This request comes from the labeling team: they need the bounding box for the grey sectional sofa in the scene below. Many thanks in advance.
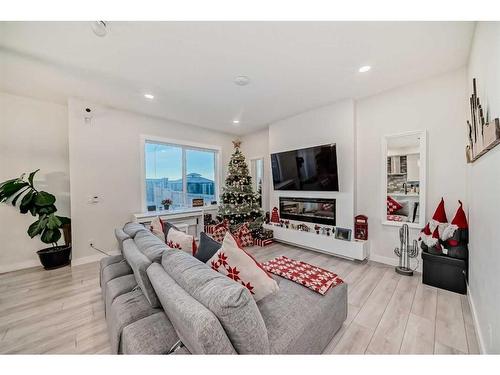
[99,222,348,354]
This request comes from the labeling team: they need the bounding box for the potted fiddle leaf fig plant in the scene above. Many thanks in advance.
[0,169,71,270]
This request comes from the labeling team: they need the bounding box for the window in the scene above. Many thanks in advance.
[144,140,218,210]
[251,158,264,208]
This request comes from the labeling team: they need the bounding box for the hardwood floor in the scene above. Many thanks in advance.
[0,242,479,354]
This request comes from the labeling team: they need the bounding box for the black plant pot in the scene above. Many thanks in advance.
[37,245,72,270]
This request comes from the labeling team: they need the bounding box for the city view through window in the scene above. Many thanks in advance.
[145,142,216,210]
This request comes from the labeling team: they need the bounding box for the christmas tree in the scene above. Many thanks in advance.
[218,140,264,231]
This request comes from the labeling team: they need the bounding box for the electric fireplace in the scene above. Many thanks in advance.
[279,197,336,226]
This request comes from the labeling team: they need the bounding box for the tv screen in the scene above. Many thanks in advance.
[271,143,339,191]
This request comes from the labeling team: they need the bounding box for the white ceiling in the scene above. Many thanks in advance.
[0,21,475,135]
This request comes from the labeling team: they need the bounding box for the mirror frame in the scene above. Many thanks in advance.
[381,130,427,229]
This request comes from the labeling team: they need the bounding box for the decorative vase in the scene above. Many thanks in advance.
[37,245,72,270]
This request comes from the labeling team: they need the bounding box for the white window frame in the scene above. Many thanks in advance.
[140,135,222,212]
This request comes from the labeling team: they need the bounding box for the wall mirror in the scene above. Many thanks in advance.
[382,130,427,229]
[250,157,264,208]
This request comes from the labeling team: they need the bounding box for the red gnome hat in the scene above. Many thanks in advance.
[431,227,442,250]
[451,200,468,229]
[432,198,448,223]
[419,222,431,241]
[421,223,431,235]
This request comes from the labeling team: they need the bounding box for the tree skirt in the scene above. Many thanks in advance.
[261,256,344,295]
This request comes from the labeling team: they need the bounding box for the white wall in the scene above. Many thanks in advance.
[267,99,356,230]
[0,92,70,273]
[356,68,468,266]
[240,128,271,212]
[68,98,235,262]
[466,22,500,354]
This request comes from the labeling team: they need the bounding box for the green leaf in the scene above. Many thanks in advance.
[28,169,39,186]
[0,177,20,190]
[11,187,30,206]
[20,191,36,214]
[27,216,48,238]
[46,214,62,230]
[37,205,57,215]
[0,181,28,202]
[56,216,71,225]
[34,191,56,207]
[41,228,61,244]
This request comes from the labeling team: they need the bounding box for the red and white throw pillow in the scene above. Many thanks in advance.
[207,232,279,301]
[387,196,403,214]
[211,222,228,243]
[235,223,254,247]
[150,216,165,241]
[167,228,197,256]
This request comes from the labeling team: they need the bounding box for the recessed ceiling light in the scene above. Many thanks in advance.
[233,120,240,124]
[91,21,107,37]
[234,76,250,86]
[358,65,371,73]
[144,94,155,100]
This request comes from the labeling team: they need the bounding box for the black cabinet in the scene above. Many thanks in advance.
[422,252,468,294]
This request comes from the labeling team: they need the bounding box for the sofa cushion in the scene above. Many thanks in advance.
[194,232,221,263]
[123,222,147,238]
[162,250,270,354]
[166,227,197,255]
[149,216,165,241]
[257,277,347,354]
[134,230,169,263]
[147,263,236,354]
[105,274,137,316]
[207,233,279,302]
[100,254,126,287]
[163,221,179,238]
[121,312,179,354]
[101,258,133,302]
[114,229,130,253]
[122,239,160,308]
[107,288,162,354]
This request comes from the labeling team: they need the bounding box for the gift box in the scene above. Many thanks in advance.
[204,224,217,234]
[254,238,273,247]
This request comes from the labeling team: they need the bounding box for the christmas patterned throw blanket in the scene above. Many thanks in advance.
[261,256,344,295]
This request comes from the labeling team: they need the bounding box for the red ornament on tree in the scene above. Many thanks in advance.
[270,207,280,223]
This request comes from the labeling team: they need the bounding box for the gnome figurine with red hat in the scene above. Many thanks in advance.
[420,223,443,255]
[420,198,448,254]
[429,198,449,238]
[442,201,469,259]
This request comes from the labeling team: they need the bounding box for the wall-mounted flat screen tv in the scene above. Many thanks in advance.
[271,143,339,191]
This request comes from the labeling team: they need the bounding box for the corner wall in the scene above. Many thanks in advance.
[68,98,235,263]
[268,99,356,230]
[240,128,271,212]
[466,21,500,354]
[356,68,468,266]
[0,92,70,273]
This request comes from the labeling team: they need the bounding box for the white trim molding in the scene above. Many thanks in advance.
[0,259,41,274]
[467,284,487,354]
[139,134,222,213]
[381,130,427,229]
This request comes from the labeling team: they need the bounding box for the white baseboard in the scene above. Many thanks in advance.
[0,250,120,274]
[0,259,41,274]
[467,284,486,354]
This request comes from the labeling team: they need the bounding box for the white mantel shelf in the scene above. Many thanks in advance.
[133,206,218,240]
[264,224,369,261]
[133,205,218,223]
